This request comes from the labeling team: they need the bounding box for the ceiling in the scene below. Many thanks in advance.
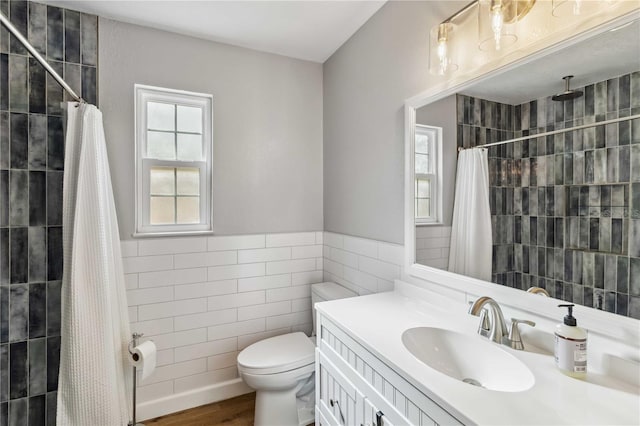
[43,2,639,97]
[461,19,640,105]
[43,0,387,63]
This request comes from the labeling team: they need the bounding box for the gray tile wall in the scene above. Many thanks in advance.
[457,71,640,319]
[456,95,517,283]
[0,2,97,425]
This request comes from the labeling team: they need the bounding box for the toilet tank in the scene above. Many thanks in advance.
[311,282,357,336]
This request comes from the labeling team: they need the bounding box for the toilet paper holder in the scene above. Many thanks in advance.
[128,332,145,426]
[128,332,144,362]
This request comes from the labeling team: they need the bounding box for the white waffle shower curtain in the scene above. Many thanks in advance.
[57,102,131,425]
[448,148,492,281]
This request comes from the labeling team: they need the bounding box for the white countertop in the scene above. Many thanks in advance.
[316,289,640,425]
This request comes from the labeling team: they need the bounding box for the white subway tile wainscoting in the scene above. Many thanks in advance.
[415,226,452,269]
[122,230,402,419]
[322,232,404,295]
[121,232,324,419]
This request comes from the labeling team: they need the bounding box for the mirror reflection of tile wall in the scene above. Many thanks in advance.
[457,71,640,319]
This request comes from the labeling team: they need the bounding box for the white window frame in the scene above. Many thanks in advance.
[415,124,443,225]
[134,84,213,236]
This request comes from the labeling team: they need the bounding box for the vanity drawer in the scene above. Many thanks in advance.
[317,349,363,426]
[320,316,463,426]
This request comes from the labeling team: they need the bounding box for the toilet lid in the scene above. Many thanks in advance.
[237,332,315,375]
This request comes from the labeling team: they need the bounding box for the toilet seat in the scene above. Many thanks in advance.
[237,332,315,375]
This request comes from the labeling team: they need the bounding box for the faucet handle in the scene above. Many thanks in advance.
[504,318,535,350]
[511,318,535,328]
[527,287,550,297]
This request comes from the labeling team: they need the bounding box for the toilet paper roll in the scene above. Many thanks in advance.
[129,340,157,380]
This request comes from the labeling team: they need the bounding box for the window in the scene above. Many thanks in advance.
[135,85,213,235]
[415,125,442,224]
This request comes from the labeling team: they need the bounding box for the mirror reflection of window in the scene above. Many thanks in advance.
[415,125,441,224]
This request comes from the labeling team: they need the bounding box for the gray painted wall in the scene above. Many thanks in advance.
[323,1,466,244]
[415,94,457,226]
[99,18,323,239]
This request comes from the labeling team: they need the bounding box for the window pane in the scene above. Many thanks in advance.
[417,199,430,218]
[150,167,175,195]
[177,133,203,161]
[177,197,200,223]
[177,168,200,196]
[177,105,202,133]
[415,153,430,174]
[147,131,175,160]
[415,133,429,154]
[417,179,430,198]
[147,102,175,131]
[150,196,175,224]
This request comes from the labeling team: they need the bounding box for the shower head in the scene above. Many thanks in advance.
[552,75,583,101]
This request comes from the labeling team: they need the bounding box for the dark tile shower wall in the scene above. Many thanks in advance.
[457,71,640,319]
[456,96,517,281]
[0,2,97,425]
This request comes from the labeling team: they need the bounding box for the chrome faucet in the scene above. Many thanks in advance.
[468,296,508,344]
[468,297,536,350]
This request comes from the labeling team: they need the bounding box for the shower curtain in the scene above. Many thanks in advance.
[448,148,492,281]
[57,103,131,425]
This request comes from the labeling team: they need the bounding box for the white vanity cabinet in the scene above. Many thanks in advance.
[315,313,463,426]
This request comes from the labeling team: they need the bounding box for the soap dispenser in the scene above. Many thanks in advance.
[554,304,587,379]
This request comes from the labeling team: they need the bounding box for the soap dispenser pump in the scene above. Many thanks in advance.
[554,304,587,379]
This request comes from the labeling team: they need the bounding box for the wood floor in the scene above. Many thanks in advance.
[144,393,256,426]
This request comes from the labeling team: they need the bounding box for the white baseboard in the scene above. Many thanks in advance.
[137,378,254,421]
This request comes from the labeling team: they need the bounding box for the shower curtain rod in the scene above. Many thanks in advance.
[457,113,640,152]
[0,11,83,103]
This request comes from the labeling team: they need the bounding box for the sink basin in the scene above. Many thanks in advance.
[402,327,535,392]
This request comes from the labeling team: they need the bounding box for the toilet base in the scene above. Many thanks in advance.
[254,387,300,426]
[244,369,315,426]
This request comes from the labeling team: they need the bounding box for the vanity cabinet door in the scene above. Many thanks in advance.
[318,405,333,426]
[317,349,364,426]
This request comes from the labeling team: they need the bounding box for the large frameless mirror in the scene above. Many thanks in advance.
[407,16,640,319]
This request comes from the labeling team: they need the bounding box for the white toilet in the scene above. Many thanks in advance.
[237,282,357,426]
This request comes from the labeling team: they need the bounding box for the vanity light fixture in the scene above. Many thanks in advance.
[436,24,450,72]
[489,0,508,50]
[430,0,536,75]
[429,2,478,75]
[430,22,458,75]
[478,0,535,52]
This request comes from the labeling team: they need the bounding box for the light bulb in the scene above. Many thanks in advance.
[436,23,450,75]
[437,39,448,74]
[491,4,504,51]
[573,0,582,15]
